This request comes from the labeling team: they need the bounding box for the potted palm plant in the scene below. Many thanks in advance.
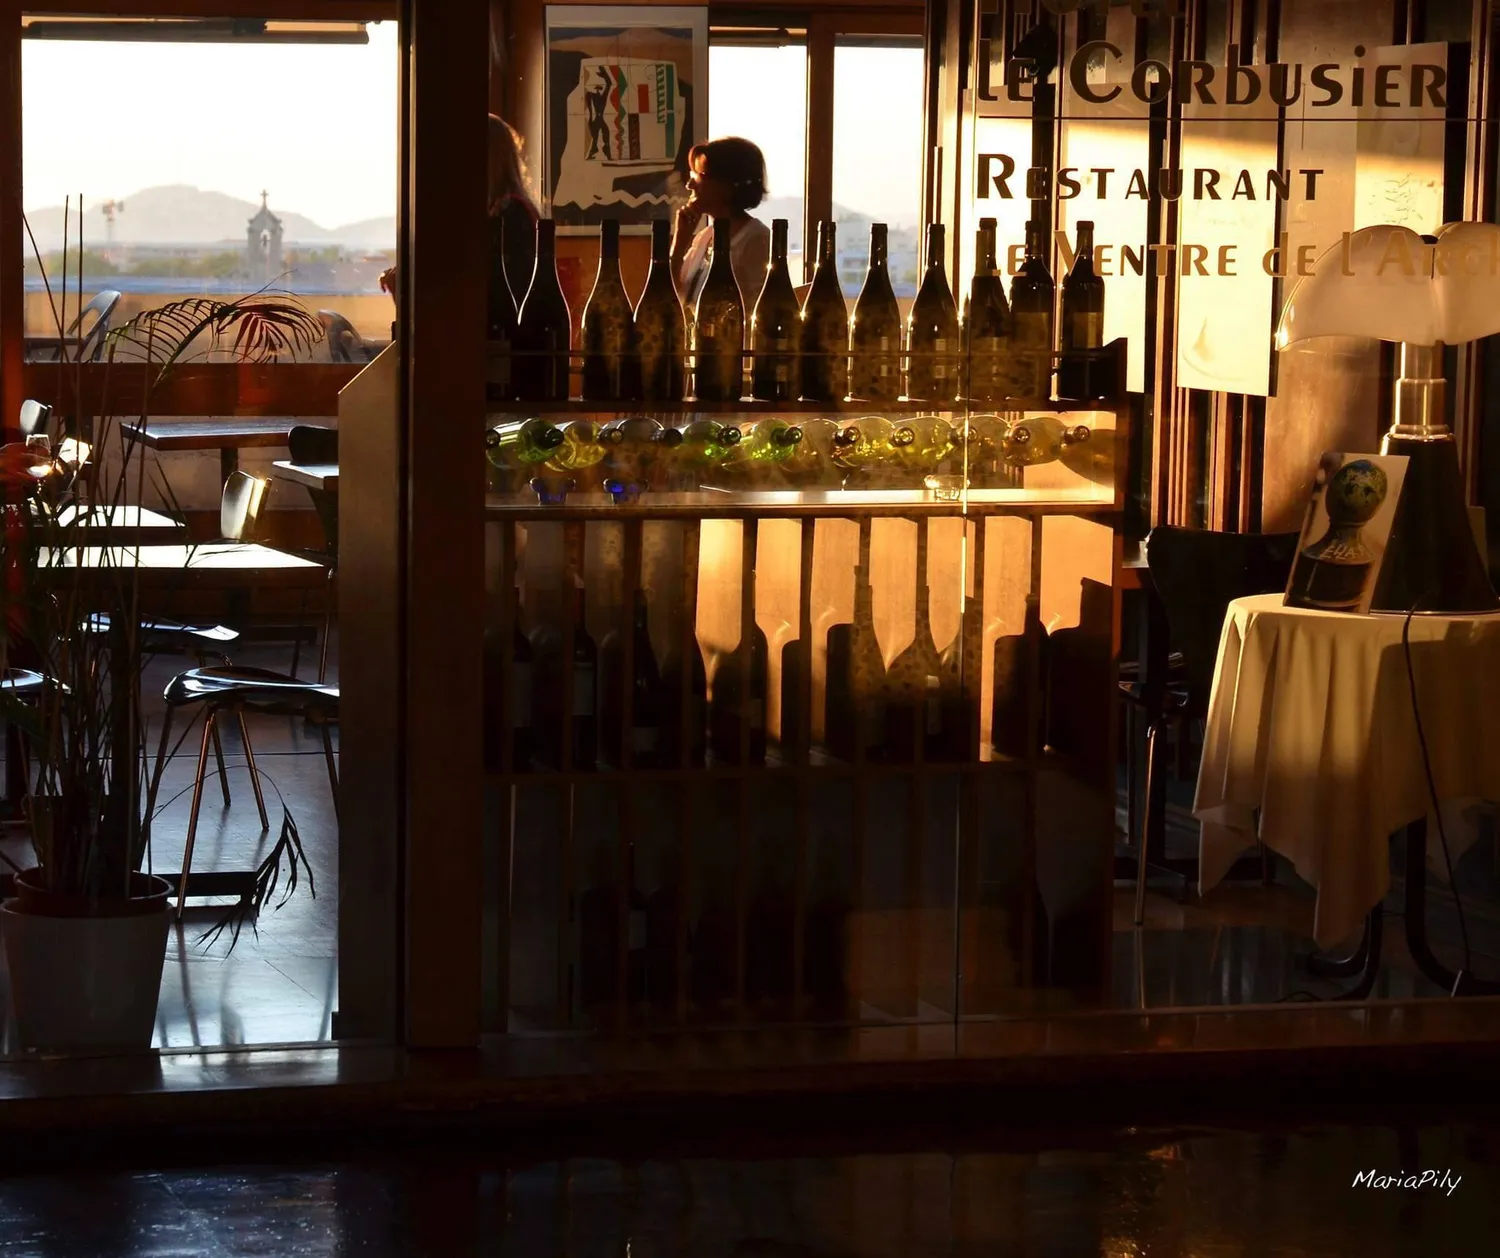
[0,206,324,1050]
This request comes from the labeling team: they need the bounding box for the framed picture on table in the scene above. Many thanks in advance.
[1285,451,1409,614]
[543,6,708,233]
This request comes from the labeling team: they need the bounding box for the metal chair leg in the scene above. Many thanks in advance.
[290,589,308,680]
[320,722,339,824]
[1134,722,1161,927]
[317,577,334,684]
[144,707,175,847]
[176,711,216,921]
[1125,705,1138,857]
[237,707,270,830]
[211,719,231,807]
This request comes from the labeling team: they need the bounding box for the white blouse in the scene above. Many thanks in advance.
[677,215,772,312]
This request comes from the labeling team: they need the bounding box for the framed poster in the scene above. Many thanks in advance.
[543,6,707,231]
[1285,452,1409,615]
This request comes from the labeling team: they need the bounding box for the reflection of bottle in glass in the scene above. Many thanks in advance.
[709,561,768,765]
[486,221,518,404]
[849,223,902,403]
[635,218,687,402]
[515,218,572,402]
[964,217,1011,403]
[693,217,745,402]
[799,221,850,402]
[825,528,886,761]
[601,588,664,768]
[883,523,946,763]
[905,224,960,403]
[581,218,642,402]
[661,627,708,767]
[485,418,563,470]
[568,579,598,770]
[1003,416,1091,466]
[1057,219,1105,401]
[483,580,533,771]
[1010,219,1056,400]
[750,218,800,403]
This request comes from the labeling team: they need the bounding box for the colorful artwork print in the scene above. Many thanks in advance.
[545,8,707,229]
[1285,451,1409,614]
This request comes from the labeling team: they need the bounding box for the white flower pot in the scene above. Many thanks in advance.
[1,874,170,1052]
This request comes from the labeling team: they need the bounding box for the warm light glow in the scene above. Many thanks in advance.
[57,437,90,467]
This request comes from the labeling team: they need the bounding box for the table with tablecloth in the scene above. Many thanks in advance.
[1194,593,1500,951]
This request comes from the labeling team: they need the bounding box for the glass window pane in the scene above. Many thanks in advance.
[709,42,807,272]
[833,43,923,300]
[21,23,398,352]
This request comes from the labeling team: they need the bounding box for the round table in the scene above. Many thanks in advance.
[1193,593,1500,985]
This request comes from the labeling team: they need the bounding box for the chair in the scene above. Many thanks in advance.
[18,400,53,440]
[145,667,339,920]
[317,310,366,363]
[1127,526,1299,925]
[29,290,122,363]
[286,426,338,681]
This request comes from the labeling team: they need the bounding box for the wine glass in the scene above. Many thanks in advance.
[24,434,53,480]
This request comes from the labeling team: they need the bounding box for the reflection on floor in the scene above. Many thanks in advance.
[0,1121,1497,1256]
[0,638,339,1055]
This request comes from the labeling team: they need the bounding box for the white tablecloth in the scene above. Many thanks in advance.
[1194,593,1500,949]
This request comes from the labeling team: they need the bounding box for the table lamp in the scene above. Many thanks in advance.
[1276,222,1500,614]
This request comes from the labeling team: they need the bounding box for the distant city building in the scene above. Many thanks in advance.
[246,191,283,283]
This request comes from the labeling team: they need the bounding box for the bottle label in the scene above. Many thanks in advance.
[775,364,791,385]
[629,908,647,951]
[1071,311,1104,349]
[933,338,949,352]
[512,661,533,730]
[630,725,660,754]
[574,667,596,716]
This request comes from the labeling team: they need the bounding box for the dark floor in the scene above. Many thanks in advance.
[0,1119,1495,1256]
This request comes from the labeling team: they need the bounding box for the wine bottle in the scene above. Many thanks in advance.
[1057,219,1107,401]
[1010,218,1056,400]
[486,225,518,404]
[964,217,1011,403]
[661,628,708,767]
[905,224,960,403]
[581,219,642,402]
[693,217,745,402]
[834,414,899,487]
[782,417,856,487]
[891,416,957,478]
[600,416,680,501]
[883,521,947,763]
[601,588,664,768]
[516,218,572,402]
[676,418,741,466]
[734,419,803,464]
[849,223,902,403]
[1003,416,1091,466]
[544,418,622,472]
[798,220,849,402]
[708,558,768,766]
[635,219,687,402]
[485,418,563,469]
[750,218,800,402]
[482,580,533,771]
[568,579,598,770]
[824,526,886,761]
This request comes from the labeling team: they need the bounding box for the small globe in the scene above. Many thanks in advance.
[1325,459,1388,525]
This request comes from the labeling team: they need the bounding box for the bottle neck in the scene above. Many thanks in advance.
[536,220,556,258]
[820,224,837,267]
[1025,223,1047,261]
[1074,224,1095,261]
[771,220,789,263]
[977,233,998,275]
[650,220,670,265]
[925,226,946,272]
[869,227,888,268]
[600,222,620,261]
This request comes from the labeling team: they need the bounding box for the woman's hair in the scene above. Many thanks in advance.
[488,114,539,215]
[688,136,767,212]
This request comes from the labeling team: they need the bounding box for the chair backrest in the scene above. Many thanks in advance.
[287,424,338,465]
[1145,526,1299,707]
[220,471,269,542]
[317,310,364,363]
[68,290,122,362]
[18,399,53,438]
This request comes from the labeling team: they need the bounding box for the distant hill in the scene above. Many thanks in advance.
[23,184,395,252]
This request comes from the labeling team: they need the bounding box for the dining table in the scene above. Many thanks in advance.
[271,461,339,492]
[122,417,304,484]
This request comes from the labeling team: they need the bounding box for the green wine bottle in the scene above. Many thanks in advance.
[485,418,564,469]
[849,223,902,403]
[798,220,850,402]
[635,219,687,402]
[905,224,960,403]
[750,218,799,402]
[964,217,1011,403]
[1010,219,1056,400]
[693,217,745,403]
[580,218,642,402]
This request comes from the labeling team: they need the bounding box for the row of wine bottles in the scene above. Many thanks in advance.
[485,413,1090,503]
[483,528,1040,773]
[490,215,1111,406]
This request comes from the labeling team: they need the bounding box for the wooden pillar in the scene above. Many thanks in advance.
[0,1,23,437]
[804,14,835,284]
[400,0,488,1047]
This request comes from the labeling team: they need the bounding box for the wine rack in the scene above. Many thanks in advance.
[487,342,1128,1036]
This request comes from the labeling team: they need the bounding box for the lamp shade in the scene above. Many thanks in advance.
[1276,221,1500,348]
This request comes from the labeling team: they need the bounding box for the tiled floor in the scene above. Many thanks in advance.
[0,1119,1496,1255]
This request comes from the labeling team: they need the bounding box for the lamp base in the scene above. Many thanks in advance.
[1369,434,1499,615]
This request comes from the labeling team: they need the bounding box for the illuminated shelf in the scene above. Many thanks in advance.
[487,397,1112,417]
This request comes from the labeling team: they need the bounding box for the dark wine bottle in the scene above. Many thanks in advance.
[635,219,687,402]
[580,219,641,402]
[883,521,947,763]
[1057,219,1107,400]
[568,579,598,770]
[516,218,572,402]
[708,562,768,766]
[486,218,518,404]
[798,220,849,402]
[824,524,886,761]
[482,580,533,771]
[661,629,708,768]
[601,588,664,768]
[905,223,960,403]
[750,218,800,402]
[964,217,1012,404]
[849,223,902,403]
[692,217,745,403]
[1010,218,1056,400]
